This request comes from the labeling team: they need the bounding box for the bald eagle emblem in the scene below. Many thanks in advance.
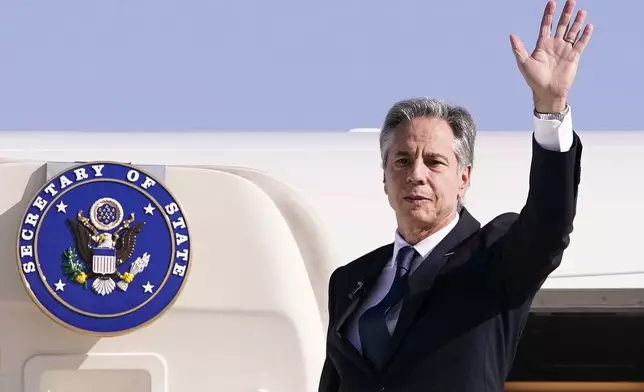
[64,197,148,296]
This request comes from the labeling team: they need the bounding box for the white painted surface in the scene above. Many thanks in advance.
[0,130,641,287]
[0,159,326,392]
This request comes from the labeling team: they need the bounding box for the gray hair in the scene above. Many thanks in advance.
[379,97,477,209]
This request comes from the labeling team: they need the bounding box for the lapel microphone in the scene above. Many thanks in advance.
[348,280,366,300]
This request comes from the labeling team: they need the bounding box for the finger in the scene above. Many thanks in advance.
[574,23,594,53]
[510,34,530,64]
[539,0,556,38]
[555,0,576,38]
[565,9,587,42]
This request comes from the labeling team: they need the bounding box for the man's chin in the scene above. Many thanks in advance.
[404,209,436,224]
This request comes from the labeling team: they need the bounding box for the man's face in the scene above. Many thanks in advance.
[384,116,471,238]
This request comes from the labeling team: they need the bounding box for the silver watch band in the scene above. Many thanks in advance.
[534,104,569,121]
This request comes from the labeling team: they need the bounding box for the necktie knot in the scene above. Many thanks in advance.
[395,246,416,276]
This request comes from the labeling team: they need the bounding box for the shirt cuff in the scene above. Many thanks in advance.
[533,105,574,152]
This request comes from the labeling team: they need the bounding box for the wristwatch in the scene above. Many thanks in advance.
[534,104,569,121]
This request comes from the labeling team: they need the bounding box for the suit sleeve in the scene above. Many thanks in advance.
[487,111,582,307]
[318,268,342,392]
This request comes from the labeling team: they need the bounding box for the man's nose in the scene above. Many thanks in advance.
[407,161,427,184]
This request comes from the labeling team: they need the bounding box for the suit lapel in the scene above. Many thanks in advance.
[381,208,481,369]
[333,244,392,334]
[330,244,393,372]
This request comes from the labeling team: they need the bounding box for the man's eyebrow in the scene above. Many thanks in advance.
[393,150,449,161]
[425,152,449,161]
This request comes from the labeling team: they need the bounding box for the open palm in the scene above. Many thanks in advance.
[510,0,593,112]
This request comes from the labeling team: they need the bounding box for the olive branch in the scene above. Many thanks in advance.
[62,247,88,289]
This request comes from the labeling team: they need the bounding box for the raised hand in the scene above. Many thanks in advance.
[510,0,593,113]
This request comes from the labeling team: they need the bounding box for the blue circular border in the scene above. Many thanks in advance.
[16,162,191,335]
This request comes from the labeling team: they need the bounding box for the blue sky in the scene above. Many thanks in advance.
[0,0,639,131]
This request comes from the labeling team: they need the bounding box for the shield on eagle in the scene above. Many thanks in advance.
[92,247,117,275]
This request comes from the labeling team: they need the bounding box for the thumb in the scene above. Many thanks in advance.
[510,34,529,64]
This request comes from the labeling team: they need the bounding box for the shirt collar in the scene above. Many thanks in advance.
[390,213,460,268]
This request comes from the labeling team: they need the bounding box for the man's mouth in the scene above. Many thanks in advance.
[404,196,431,203]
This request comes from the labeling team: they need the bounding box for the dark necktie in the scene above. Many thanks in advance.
[359,245,418,369]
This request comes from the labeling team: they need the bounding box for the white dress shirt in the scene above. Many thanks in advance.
[345,106,575,354]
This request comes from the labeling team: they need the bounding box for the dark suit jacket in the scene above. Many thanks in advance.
[319,133,583,392]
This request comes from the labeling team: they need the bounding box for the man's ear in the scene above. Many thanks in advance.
[383,172,388,195]
[458,165,472,198]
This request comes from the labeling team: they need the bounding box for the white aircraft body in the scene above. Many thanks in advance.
[0,129,643,391]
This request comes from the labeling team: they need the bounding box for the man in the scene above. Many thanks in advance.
[319,1,592,391]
